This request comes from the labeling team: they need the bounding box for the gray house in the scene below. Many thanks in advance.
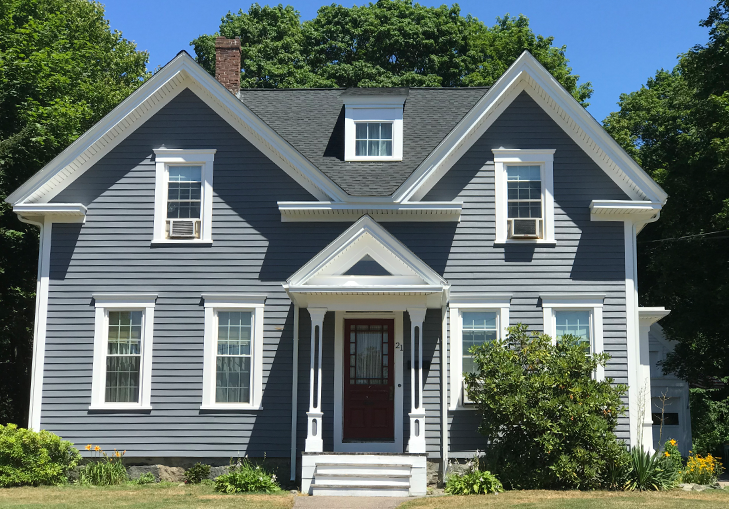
[8,39,672,496]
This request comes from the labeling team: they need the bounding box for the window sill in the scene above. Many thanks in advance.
[199,405,263,411]
[493,239,556,246]
[150,240,213,246]
[345,156,402,162]
[449,404,478,411]
[88,405,152,412]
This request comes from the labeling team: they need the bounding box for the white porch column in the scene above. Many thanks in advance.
[407,307,427,454]
[305,308,327,452]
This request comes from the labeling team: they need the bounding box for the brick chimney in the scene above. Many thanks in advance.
[215,37,241,95]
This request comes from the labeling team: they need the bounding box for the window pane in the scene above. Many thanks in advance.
[462,312,497,374]
[216,356,251,403]
[368,122,380,139]
[380,123,392,140]
[507,165,540,181]
[355,123,368,139]
[368,140,379,156]
[168,166,202,182]
[356,139,367,156]
[381,140,392,156]
[108,311,142,355]
[555,310,591,345]
[105,355,140,403]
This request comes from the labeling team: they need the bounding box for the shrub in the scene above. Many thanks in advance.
[0,424,81,487]
[682,450,724,484]
[465,324,627,490]
[214,459,279,494]
[184,462,211,484]
[78,445,128,486]
[445,455,503,495]
[661,439,684,482]
[601,444,632,490]
[624,448,674,491]
[134,472,156,484]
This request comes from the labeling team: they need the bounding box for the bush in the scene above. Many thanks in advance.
[682,450,724,484]
[465,324,628,490]
[184,462,211,484]
[134,472,156,485]
[0,424,81,487]
[214,459,279,494]
[624,448,674,491]
[601,444,632,490]
[661,439,683,482]
[445,455,503,495]
[78,445,128,486]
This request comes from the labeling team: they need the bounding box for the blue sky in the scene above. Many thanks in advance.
[103,0,714,122]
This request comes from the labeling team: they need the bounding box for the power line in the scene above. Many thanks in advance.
[639,229,729,244]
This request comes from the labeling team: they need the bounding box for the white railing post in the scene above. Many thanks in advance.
[305,308,327,452]
[407,308,427,454]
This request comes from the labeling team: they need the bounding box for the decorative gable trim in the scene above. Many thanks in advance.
[6,52,348,207]
[394,51,668,206]
[284,215,448,294]
[277,201,462,222]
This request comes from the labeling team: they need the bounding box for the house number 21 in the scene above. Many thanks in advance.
[395,342,404,351]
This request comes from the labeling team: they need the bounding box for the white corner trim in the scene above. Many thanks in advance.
[153,149,215,244]
[90,296,156,410]
[493,149,555,243]
[395,51,667,205]
[202,300,265,410]
[449,303,510,410]
[277,201,462,222]
[27,218,52,431]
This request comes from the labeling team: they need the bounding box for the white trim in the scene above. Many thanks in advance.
[624,220,642,448]
[201,295,266,410]
[345,109,403,162]
[395,51,667,205]
[440,305,448,478]
[27,218,52,430]
[449,299,511,410]
[277,201,462,222]
[493,149,555,243]
[639,307,670,453]
[153,149,215,243]
[590,200,662,223]
[541,295,605,381]
[6,52,348,206]
[290,304,300,480]
[13,203,87,224]
[333,311,404,453]
[89,294,157,411]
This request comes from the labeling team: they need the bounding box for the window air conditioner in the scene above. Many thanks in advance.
[508,218,542,239]
[168,219,198,239]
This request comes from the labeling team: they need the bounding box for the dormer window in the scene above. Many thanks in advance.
[342,89,406,162]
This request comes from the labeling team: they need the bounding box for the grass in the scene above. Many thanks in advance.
[0,483,294,509]
[400,489,729,508]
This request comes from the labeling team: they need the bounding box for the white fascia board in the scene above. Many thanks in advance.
[638,307,671,326]
[286,215,448,288]
[277,201,462,222]
[202,294,267,307]
[590,200,662,222]
[540,293,606,307]
[449,293,512,307]
[285,285,444,294]
[392,51,668,206]
[7,52,347,206]
[341,96,408,106]
[13,203,87,223]
[92,293,158,307]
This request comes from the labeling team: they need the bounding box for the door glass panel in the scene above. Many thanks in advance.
[348,322,390,385]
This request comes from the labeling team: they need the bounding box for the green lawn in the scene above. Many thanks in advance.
[400,489,729,508]
[0,483,294,509]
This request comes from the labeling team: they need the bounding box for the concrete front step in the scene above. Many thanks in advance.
[311,484,411,497]
[314,475,410,487]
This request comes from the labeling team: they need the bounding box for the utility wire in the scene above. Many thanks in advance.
[639,229,729,244]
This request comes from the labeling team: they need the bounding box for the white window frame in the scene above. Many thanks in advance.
[90,293,157,410]
[201,294,266,410]
[344,97,405,162]
[493,149,555,244]
[449,295,511,410]
[541,293,605,381]
[153,148,216,244]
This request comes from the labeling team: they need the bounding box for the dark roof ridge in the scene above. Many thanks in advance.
[239,86,491,92]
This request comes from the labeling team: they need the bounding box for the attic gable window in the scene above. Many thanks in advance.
[342,88,406,162]
[153,149,215,244]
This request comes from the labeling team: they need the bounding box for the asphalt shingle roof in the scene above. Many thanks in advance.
[239,87,489,197]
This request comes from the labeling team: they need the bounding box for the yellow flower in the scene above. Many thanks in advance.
[94,445,101,452]
[669,439,677,446]
[115,451,120,457]
[664,452,670,457]
[85,444,92,451]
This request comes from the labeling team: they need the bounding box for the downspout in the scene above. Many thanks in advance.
[290,303,300,481]
[440,304,449,483]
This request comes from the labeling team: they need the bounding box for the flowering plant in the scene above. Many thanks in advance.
[79,445,128,485]
[214,457,280,494]
[682,450,724,485]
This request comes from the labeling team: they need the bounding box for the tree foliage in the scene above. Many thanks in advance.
[603,0,729,454]
[465,324,627,490]
[191,0,592,104]
[0,0,149,426]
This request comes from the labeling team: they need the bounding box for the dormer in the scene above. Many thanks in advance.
[342,88,407,162]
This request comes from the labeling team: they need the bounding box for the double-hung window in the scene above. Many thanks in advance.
[355,122,393,157]
[542,294,605,380]
[493,149,555,244]
[202,294,265,410]
[449,295,511,408]
[153,149,215,244]
[90,294,156,410]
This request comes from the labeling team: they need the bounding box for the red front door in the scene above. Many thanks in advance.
[343,319,395,441]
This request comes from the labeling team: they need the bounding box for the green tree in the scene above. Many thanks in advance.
[603,0,729,454]
[191,0,592,104]
[465,324,627,490]
[0,0,149,426]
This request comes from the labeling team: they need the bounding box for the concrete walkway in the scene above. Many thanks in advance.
[293,496,412,509]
